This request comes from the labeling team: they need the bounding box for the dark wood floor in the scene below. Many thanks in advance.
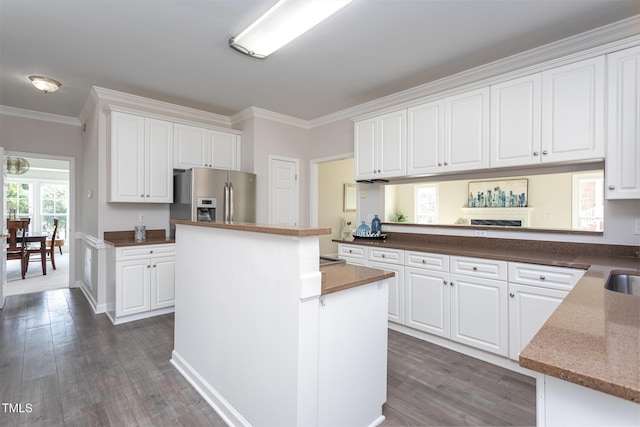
[0,289,535,426]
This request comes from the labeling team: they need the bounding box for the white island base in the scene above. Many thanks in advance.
[170,222,390,426]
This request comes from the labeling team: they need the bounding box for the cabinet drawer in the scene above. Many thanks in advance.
[508,262,585,291]
[116,244,176,261]
[338,244,367,260]
[450,256,507,281]
[405,251,449,271]
[369,247,404,265]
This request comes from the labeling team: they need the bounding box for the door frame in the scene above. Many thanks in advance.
[3,151,76,291]
[309,153,354,227]
[268,155,300,226]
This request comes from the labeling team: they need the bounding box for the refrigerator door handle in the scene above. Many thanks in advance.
[229,182,234,222]
[224,182,230,223]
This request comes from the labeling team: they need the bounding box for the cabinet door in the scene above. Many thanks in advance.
[508,283,567,361]
[369,260,404,324]
[407,100,445,175]
[405,267,450,337]
[450,273,508,356]
[541,56,605,163]
[174,124,207,169]
[354,118,377,180]
[150,256,175,309]
[606,46,640,199]
[116,259,151,317]
[209,131,239,170]
[491,74,542,168]
[110,112,145,202]
[145,118,174,203]
[444,87,490,172]
[377,110,406,178]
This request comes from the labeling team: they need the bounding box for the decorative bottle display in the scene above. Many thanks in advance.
[355,221,370,237]
[371,214,381,233]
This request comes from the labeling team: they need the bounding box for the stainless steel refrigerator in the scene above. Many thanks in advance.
[170,167,256,237]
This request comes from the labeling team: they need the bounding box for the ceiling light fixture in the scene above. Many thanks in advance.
[229,0,352,59]
[28,75,62,93]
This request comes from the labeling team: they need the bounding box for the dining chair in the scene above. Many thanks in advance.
[25,218,58,270]
[6,220,29,279]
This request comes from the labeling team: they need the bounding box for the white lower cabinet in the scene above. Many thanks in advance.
[508,262,584,361]
[112,244,176,324]
[339,244,404,323]
[339,243,584,361]
[450,272,508,356]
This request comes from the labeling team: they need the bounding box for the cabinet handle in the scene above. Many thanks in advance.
[539,275,546,281]
[443,280,448,285]
[422,259,427,264]
[140,194,144,197]
[381,254,386,258]
[450,282,454,286]
[510,292,515,297]
[533,151,539,156]
[542,150,548,155]
[377,169,381,173]
[150,250,154,254]
[438,162,442,166]
[153,265,157,268]
[348,249,353,253]
[472,266,478,271]
[609,185,615,190]
[147,265,150,268]
[444,162,448,166]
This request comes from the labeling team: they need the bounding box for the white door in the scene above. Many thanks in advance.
[150,257,175,309]
[405,267,450,338]
[145,118,173,203]
[407,100,445,175]
[369,260,404,324]
[0,147,5,308]
[354,119,377,180]
[269,157,299,226]
[377,110,406,178]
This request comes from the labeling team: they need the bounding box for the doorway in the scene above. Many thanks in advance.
[4,153,73,296]
[310,154,355,257]
[269,156,299,226]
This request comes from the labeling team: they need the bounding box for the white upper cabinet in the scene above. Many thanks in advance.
[490,74,542,168]
[408,88,489,175]
[174,123,241,171]
[109,111,173,203]
[606,46,640,199]
[354,110,406,180]
[444,87,490,173]
[407,100,445,175]
[541,56,605,163]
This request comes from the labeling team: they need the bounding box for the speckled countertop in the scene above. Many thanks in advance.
[320,263,395,295]
[335,233,640,403]
[104,229,174,247]
[172,220,331,237]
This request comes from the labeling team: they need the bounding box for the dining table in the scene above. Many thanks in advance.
[25,232,48,275]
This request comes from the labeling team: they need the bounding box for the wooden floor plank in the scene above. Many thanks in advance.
[0,288,535,426]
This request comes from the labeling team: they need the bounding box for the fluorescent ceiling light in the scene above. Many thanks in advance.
[229,0,352,59]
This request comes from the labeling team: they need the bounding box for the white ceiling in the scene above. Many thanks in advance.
[1,0,639,121]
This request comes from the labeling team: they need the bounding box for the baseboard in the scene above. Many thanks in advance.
[77,281,106,314]
[170,350,249,427]
[109,306,174,325]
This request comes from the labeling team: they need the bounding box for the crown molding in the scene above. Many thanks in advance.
[0,105,81,127]
[91,86,232,128]
[230,106,311,129]
[311,14,640,125]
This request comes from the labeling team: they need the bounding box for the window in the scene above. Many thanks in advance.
[40,183,68,239]
[5,178,69,240]
[572,172,604,232]
[5,182,33,219]
[414,184,438,224]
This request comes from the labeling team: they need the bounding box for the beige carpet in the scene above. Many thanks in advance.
[5,251,69,296]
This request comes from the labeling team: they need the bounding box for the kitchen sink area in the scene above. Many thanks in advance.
[606,273,640,296]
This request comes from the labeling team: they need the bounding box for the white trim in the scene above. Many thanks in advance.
[91,86,232,127]
[107,306,174,325]
[309,153,354,227]
[78,280,106,314]
[230,106,311,129]
[170,350,250,427]
[74,231,111,250]
[0,105,81,127]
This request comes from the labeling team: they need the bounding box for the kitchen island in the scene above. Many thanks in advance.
[170,220,394,426]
